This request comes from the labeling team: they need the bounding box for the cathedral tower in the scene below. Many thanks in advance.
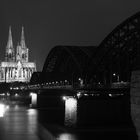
[16,26,29,62]
[0,26,36,83]
[5,26,15,62]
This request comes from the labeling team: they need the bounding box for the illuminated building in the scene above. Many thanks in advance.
[0,26,36,83]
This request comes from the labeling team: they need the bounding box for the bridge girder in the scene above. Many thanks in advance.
[42,45,96,83]
[41,12,140,86]
[91,12,140,83]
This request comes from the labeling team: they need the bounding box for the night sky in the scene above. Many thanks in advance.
[0,0,140,71]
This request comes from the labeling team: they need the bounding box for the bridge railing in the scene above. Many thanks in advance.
[8,80,130,93]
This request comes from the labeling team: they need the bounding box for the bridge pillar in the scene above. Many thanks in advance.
[130,70,140,139]
[30,92,37,108]
[63,96,77,127]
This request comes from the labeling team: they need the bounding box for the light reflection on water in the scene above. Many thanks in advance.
[0,103,9,117]
[14,104,19,110]
[2,106,38,132]
[0,103,6,117]
[0,102,79,140]
[27,108,38,115]
[57,133,78,140]
[27,108,38,132]
[65,97,77,126]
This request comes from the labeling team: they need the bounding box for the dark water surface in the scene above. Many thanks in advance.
[0,104,39,140]
[0,102,138,140]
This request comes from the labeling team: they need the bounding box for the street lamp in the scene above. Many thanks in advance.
[113,73,120,82]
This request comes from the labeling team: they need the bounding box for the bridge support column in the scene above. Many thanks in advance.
[30,92,37,108]
[63,96,77,127]
[130,70,140,139]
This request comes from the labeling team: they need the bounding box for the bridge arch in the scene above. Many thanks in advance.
[42,45,96,83]
[41,12,140,86]
[91,12,140,84]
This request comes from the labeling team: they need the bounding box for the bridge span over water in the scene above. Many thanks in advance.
[1,11,140,139]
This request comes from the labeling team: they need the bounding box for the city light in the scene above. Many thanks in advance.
[113,73,116,76]
[30,92,37,107]
[0,104,5,117]
[64,96,77,126]
[66,98,77,110]
[57,133,77,140]
[62,96,67,101]
[109,93,113,97]
[15,93,19,97]
[27,108,37,115]
[76,92,82,98]
[0,93,5,96]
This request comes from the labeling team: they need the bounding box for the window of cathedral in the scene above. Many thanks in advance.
[22,54,24,59]
[19,70,21,78]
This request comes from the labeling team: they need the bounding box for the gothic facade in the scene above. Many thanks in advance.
[0,27,36,83]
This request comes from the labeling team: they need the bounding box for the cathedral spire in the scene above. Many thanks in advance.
[6,26,13,49]
[5,26,15,62]
[20,26,26,48]
[17,26,28,62]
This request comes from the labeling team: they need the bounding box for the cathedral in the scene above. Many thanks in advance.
[0,27,36,83]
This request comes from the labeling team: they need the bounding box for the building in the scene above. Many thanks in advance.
[0,26,36,83]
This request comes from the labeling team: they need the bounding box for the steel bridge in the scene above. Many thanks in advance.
[1,11,140,97]
[34,12,140,89]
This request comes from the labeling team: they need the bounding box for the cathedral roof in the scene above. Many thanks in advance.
[1,61,36,68]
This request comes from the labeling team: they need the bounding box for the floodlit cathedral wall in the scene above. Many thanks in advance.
[0,26,36,83]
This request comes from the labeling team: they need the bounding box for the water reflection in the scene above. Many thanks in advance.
[30,92,37,107]
[27,108,38,115]
[14,104,19,110]
[0,103,9,117]
[64,97,77,126]
[1,105,39,140]
[57,133,77,140]
[27,108,38,133]
[0,103,5,117]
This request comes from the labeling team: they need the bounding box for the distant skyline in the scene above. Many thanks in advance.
[0,0,140,71]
